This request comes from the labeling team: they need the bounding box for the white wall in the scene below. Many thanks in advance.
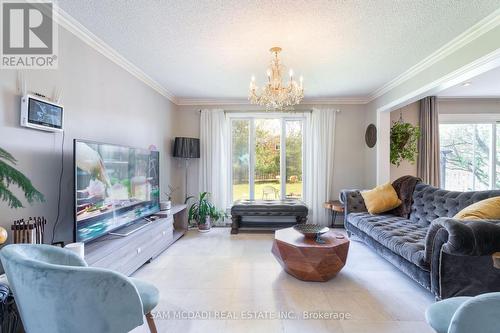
[390,101,419,181]
[173,103,369,204]
[438,98,500,114]
[366,98,500,187]
[363,24,500,188]
[0,27,175,244]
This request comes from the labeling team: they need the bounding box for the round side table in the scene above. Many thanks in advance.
[323,200,345,228]
[493,252,500,269]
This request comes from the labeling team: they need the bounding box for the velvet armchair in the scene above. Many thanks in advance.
[0,244,159,333]
[426,292,500,333]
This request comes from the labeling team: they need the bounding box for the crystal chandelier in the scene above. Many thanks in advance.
[249,47,304,110]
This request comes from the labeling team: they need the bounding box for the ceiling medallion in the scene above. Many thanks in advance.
[248,47,304,110]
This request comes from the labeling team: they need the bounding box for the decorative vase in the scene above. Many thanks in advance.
[160,200,172,211]
[198,217,211,233]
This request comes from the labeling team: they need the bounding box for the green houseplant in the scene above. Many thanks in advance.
[187,192,226,232]
[390,120,420,167]
[0,147,44,209]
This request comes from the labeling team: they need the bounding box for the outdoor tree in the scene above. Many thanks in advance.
[255,124,280,180]
[285,123,302,181]
[231,119,304,200]
[440,124,500,189]
[232,120,249,184]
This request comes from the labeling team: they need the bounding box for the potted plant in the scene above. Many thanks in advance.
[0,147,44,208]
[187,192,226,232]
[160,185,178,211]
[0,147,44,245]
[390,117,420,166]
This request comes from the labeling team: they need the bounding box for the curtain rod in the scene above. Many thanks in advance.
[198,109,341,113]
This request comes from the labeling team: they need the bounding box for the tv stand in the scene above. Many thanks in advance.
[84,204,187,276]
[109,218,153,237]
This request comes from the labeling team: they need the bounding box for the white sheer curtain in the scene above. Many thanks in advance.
[198,109,229,213]
[305,108,337,226]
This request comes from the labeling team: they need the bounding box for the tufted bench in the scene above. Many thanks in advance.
[230,200,308,234]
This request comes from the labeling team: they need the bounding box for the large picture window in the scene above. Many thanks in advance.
[439,114,499,191]
[230,114,305,202]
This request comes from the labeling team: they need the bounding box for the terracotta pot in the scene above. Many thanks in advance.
[198,216,211,233]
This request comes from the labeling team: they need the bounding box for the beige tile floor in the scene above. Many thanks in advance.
[130,228,435,333]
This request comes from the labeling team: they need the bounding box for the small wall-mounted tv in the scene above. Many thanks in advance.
[74,140,160,243]
[21,94,64,132]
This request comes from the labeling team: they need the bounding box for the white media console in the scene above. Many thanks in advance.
[84,204,187,275]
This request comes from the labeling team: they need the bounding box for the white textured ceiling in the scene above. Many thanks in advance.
[57,0,500,101]
[439,66,500,97]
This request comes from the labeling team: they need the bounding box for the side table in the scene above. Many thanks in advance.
[493,252,500,269]
[323,200,345,228]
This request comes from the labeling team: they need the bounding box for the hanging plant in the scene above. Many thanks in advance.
[390,116,420,167]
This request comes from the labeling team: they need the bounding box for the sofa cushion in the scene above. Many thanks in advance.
[409,184,500,226]
[454,196,500,220]
[360,183,402,214]
[347,212,428,269]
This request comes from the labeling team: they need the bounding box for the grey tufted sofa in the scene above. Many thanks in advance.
[340,183,500,299]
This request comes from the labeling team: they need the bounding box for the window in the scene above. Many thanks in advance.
[231,119,250,201]
[230,114,305,202]
[439,115,499,191]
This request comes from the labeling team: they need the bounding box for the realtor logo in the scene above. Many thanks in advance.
[1,0,58,68]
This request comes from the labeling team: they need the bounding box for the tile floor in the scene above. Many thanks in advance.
[130,228,435,333]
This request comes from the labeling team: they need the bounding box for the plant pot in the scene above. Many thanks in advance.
[197,217,211,233]
[160,200,172,211]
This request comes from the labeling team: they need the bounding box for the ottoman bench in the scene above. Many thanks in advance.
[230,200,308,234]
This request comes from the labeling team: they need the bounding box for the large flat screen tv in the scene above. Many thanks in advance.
[74,140,160,242]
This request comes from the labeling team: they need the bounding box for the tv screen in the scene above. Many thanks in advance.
[74,140,160,242]
[28,97,63,129]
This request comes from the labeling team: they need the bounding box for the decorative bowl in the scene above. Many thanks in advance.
[293,224,330,239]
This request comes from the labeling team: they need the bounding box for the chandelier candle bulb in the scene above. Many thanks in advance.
[248,47,304,110]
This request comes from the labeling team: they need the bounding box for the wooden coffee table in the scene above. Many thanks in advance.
[272,227,349,282]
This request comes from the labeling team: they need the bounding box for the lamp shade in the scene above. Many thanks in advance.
[173,137,200,158]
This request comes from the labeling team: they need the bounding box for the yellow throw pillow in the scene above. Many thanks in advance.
[361,183,402,214]
[454,196,500,220]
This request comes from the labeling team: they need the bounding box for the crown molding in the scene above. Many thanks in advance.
[176,98,250,106]
[437,96,500,102]
[176,96,370,106]
[368,8,500,102]
[52,5,500,107]
[302,97,369,105]
[374,47,500,113]
[53,6,178,104]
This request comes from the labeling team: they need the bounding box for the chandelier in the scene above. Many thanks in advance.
[248,47,304,110]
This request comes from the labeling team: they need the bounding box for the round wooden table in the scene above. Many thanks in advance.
[272,227,349,282]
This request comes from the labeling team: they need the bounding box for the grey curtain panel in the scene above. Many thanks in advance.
[417,96,440,187]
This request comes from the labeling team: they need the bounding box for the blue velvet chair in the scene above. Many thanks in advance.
[0,244,159,333]
[425,292,500,333]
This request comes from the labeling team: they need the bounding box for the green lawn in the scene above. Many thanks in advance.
[233,182,303,201]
